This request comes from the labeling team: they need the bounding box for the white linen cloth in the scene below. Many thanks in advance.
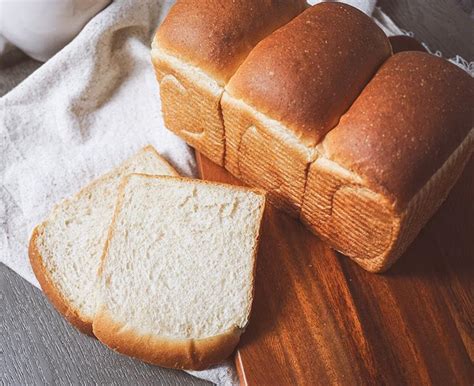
[0,1,472,385]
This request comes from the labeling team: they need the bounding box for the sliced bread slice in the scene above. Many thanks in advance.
[29,146,178,335]
[93,174,266,370]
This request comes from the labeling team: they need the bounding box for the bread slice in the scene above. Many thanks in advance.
[93,175,266,370]
[29,146,178,335]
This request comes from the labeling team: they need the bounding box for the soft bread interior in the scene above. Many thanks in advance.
[31,147,177,329]
[94,175,265,368]
[97,175,265,339]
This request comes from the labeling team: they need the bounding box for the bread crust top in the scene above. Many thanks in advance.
[226,3,391,147]
[153,0,306,85]
[322,52,474,209]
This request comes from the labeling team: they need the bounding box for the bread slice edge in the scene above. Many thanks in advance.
[29,225,95,335]
[93,308,242,370]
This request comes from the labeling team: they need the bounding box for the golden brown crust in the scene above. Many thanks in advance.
[28,227,94,336]
[152,50,226,166]
[152,0,306,164]
[302,128,473,273]
[93,310,242,370]
[322,52,474,210]
[366,129,474,272]
[154,0,306,84]
[300,159,401,272]
[222,93,312,216]
[226,3,391,147]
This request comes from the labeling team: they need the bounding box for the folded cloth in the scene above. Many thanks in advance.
[0,1,471,385]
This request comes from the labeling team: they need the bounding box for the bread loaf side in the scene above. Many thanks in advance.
[301,52,474,271]
[152,0,306,165]
[223,3,391,215]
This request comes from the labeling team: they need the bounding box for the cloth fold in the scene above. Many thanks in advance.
[0,1,471,385]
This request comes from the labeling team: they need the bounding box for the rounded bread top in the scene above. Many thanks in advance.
[154,0,307,85]
[323,51,474,209]
[226,2,392,147]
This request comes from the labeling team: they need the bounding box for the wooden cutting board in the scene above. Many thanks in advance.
[196,152,473,385]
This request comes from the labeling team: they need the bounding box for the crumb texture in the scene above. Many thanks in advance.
[101,176,264,339]
[35,149,176,321]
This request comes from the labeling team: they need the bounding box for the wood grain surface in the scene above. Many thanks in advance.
[197,152,473,385]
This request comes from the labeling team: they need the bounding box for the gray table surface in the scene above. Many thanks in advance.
[1,265,211,385]
[1,1,472,385]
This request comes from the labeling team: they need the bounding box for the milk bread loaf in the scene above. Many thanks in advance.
[301,52,474,271]
[29,146,178,334]
[153,3,473,272]
[222,3,391,216]
[151,0,306,166]
[93,175,266,369]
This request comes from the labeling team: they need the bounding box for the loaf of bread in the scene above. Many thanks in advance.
[223,3,391,215]
[29,146,177,334]
[301,52,473,271]
[151,0,306,166]
[153,2,473,272]
[93,174,266,369]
